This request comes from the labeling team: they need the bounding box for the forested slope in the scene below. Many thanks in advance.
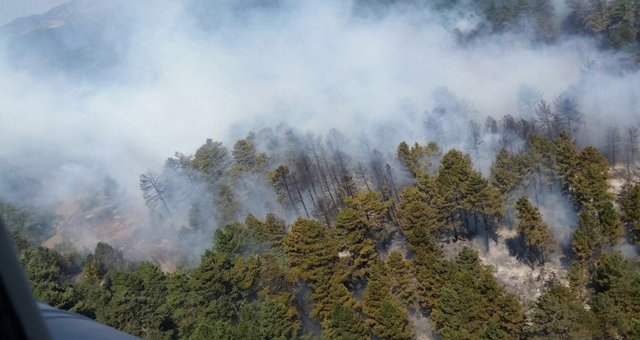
[6,126,640,339]
[2,0,640,339]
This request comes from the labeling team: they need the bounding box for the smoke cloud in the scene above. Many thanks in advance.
[1,0,638,263]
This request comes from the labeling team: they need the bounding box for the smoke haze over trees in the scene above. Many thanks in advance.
[1,0,640,339]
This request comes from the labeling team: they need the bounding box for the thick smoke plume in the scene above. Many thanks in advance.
[1,0,639,264]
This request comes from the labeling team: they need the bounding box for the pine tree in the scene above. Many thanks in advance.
[140,171,176,228]
[245,213,287,250]
[231,137,266,173]
[398,186,439,253]
[468,120,485,156]
[335,206,378,281]
[554,93,583,135]
[343,191,393,243]
[572,146,612,210]
[597,200,624,246]
[364,261,413,340]
[572,210,601,262]
[386,251,419,310]
[309,268,361,329]
[430,247,524,339]
[608,0,639,48]
[324,304,367,340]
[282,219,336,283]
[192,139,229,183]
[528,285,600,338]
[620,182,640,244]
[374,300,414,340]
[515,197,555,268]
[396,141,412,175]
[492,293,525,339]
[215,184,241,225]
[490,148,530,194]
[535,99,558,138]
[19,246,79,310]
[464,171,504,249]
[413,250,450,309]
[269,164,302,217]
[93,242,129,272]
[624,127,639,177]
[436,149,476,241]
[254,299,300,339]
[97,267,174,338]
[554,132,579,196]
[591,252,640,338]
[166,270,192,337]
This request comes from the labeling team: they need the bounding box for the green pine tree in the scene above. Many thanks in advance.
[515,197,555,268]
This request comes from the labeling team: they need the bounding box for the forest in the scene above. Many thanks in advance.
[5,118,640,338]
[1,0,640,339]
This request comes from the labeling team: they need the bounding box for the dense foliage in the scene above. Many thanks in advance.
[2,1,640,339]
[360,0,640,57]
[6,124,640,339]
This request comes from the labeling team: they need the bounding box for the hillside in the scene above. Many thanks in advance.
[6,128,640,339]
[1,0,640,339]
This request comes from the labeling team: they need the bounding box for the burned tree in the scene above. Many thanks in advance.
[140,171,176,229]
[309,138,339,212]
[468,120,484,157]
[269,165,308,218]
[554,94,583,135]
[605,126,621,165]
[624,127,639,177]
[535,100,557,138]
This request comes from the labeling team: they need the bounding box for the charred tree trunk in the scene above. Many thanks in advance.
[370,160,385,194]
[292,176,310,219]
[306,185,316,208]
[302,157,319,199]
[357,162,372,192]
[140,172,177,230]
[320,147,342,206]
[483,215,491,252]
[282,176,300,217]
[311,144,338,209]
[385,163,400,202]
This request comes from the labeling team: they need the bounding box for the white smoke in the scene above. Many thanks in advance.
[0,0,638,263]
